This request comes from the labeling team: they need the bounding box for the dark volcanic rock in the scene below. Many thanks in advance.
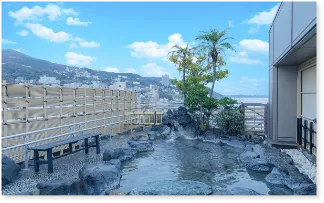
[103,148,135,162]
[279,153,294,165]
[213,187,261,195]
[2,154,21,186]
[247,158,274,172]
[131,134,150,141]
[267,183,294,195]
[36,179,78,195]
[127,140,154,153]
[79,163,121,195]
[239,151,260,163]
[149,126,170,139]
[162,106,198,132]
[265,167,302,190]
[147,131,156,140]
[104,159,122,169]
[103,148,121,161]
[128,180,212,195]
[293,184,316,195]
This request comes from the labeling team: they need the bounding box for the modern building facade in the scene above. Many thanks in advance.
[268,2,316,147]
[162,74,170,87]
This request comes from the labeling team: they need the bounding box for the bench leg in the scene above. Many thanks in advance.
[47,148,53,173]
[69,143,73,153]
[34,150,39,173]
[84,138,89,154]
[95,135,100,154]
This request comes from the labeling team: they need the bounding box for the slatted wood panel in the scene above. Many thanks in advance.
[2,82,137,163]
[241,103,267,134]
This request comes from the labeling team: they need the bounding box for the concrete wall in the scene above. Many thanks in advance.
[273,2,292,62]
[271,2,316,65]
[269,66,278,141]
[292,2,317,45]
[277,66,298,142]
[269,65,298,144]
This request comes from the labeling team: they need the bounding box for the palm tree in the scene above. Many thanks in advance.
[168,42,194,99]
[195,29,234,97]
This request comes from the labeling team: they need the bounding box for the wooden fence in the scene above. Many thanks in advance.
[1,81,137,163]
[241,103,268,135]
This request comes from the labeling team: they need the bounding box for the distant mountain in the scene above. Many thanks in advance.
[1,49,225,99]
[1,49,161,86]
[204,87,224,99]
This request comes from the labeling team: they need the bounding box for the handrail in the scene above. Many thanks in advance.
[1,116,139,152]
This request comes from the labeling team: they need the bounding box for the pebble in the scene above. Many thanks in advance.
[281,149,316,184]
[2,131,142,195]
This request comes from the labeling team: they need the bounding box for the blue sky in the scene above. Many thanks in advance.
[2,1,279,95]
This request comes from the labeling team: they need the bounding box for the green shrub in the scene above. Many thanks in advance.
[215,108,244,136]
[199,124,207,131]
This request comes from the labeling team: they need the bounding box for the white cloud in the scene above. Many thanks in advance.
[69,43,77,48]
[230,51,263,65]
[2,38,17,44]
[66,17,91,26]
[126,33,186,59]
[141,63,169,77]
[247,4,280,25]
[8,4,78,23]
[228,20,233,27]
[105,67,119,73]
[79,41,100,48]
[126,68,136,73]
[65,52,96,66]
[62,8,79,16]
[17,30,28,36]
[74,37,84,42]
[72,37,99,48]
[25,23,72,43]
[239,39,269,53]
[245,4,280,34]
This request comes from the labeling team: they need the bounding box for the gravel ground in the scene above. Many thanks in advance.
[2,130,143,195]
[281,149,316,184]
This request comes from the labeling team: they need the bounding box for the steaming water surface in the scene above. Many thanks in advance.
[119,139,271,194]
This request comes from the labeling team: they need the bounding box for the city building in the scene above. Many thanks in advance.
[112,82,126,90]
[14,77,25,84]
[38,75,60,85]
[162,74,170,87]
[268,2,316,147]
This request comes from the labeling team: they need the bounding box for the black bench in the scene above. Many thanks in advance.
[28,133,101,173]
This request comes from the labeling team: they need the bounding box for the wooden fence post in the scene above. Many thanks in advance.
[103,89,107,135]
[2,81,8,156]
[118,91,121,133]
[84,88,87,134]
[24,82,30,169]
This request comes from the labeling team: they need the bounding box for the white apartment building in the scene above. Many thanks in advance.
[39,75,60,85]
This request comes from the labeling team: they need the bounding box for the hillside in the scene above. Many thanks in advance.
[1,49,224,98]
[1,49,161,86]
